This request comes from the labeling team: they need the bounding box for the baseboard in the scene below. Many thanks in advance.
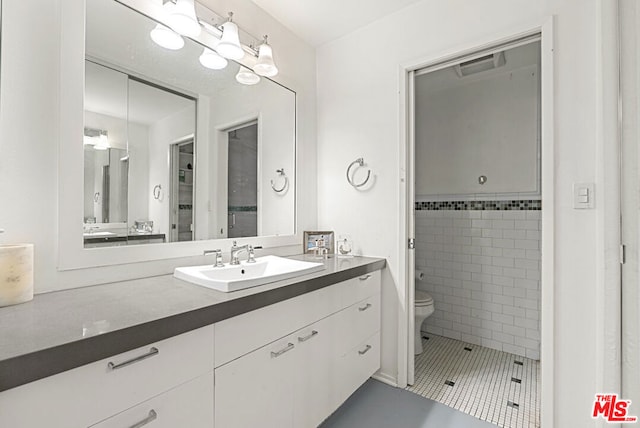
[372,372,398,387]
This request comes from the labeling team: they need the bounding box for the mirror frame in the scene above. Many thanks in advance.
[58,0,300,270]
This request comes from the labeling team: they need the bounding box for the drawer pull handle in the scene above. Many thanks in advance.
[359,303,372,312]
[128,409,157,428]
[271,343,294,358]
[298,330,319,342]
[358,345,372,355]
[108,347,159,371]
[359,274,372,281]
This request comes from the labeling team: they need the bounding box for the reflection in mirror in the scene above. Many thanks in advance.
[83,0,296,248]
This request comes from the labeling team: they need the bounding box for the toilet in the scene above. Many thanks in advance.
[415,290,435,355]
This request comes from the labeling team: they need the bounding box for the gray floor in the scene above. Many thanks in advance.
[321,379,496,428]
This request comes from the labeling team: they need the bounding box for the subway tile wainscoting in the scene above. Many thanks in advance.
[415,200,541,360]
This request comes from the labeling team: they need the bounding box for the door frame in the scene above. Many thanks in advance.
[397,18,555,427]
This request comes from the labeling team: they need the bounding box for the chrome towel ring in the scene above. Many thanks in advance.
[346,157,371,188]
[153,184,162,200]
[270,168,288,193]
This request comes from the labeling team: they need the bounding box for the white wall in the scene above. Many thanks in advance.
[207,81,296,239]
[148,105,195,237]
[316,0,617,426]
[0,0,317,291]
[415,60,539,197]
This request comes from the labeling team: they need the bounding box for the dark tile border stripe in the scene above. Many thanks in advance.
[415,199,542,211]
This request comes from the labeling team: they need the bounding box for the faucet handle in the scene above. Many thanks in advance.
[247,245,256,263]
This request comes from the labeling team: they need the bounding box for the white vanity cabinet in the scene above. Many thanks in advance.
[214,270,382,428]
[0,266,383,428]
[0,325,214,428]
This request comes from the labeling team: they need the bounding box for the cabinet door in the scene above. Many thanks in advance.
[89,373,214,428]
[214,336,297,428]
[292,315,337,428]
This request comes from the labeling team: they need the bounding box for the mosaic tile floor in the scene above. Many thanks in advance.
[407,334,540,428]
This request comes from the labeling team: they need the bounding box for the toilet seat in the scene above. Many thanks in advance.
[415,291,433,306]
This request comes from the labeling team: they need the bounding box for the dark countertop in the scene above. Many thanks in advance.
[0,255,385,392]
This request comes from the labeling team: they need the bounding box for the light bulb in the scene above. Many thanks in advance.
[254,38,278,77]
[169,0,201,38]
[150,24,185,50]
[199,47,228,70]
[216,19,244,60]
[236,66,260,85]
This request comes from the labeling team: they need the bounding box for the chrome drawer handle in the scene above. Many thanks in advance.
[128,409,157,428]
[359,274,372,281]
[271,343,294,358]
[108,347,159,371]
[359,303,372,312]
[358,345,372,355]
[298,330,319,343]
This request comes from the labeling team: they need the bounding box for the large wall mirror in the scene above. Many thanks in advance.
[82,0,296,249]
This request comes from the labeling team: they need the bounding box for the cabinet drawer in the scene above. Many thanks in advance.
[90,372,214,428]
[0,325,214,428]
[335,293,381,356]
[331,332,381,411]
[214,269,381,367]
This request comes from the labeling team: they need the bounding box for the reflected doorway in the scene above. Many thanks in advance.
[170,139,194,242]
[227,122,258,238]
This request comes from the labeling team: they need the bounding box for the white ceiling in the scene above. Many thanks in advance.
[249,0,423,47]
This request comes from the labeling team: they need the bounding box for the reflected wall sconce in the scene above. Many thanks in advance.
[199,47,228,69]
[236,66,260,85]
[151,2,185,50]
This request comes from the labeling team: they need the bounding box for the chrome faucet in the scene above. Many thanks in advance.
[230,241,249,265]
[204,249,224,267]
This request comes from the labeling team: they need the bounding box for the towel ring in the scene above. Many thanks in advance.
[346,158,371,188]
[270,168,288,193]
[153,184,162,200]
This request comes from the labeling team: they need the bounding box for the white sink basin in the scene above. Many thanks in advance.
[174,255,325,292]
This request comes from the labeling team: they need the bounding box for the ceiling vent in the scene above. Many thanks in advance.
[454,51,506,77]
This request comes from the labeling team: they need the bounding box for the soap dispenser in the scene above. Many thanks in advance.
[0,229,35,307]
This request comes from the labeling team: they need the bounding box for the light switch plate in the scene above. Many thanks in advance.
[573,183,595,209]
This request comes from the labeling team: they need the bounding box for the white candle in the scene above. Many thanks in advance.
[0,244,34,307]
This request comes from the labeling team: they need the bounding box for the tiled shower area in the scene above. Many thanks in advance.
[415,200,541,360]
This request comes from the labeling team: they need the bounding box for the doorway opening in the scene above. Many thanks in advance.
[401,31,552,428]
[169,138,195,242]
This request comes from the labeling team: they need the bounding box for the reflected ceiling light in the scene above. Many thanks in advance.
[253,35,278,77]
[199,47,228,70]
[216,12,244,60]
[84,128,110,150]
[169,0,201,38]
[236,66,260,85]
[150,24,185,50]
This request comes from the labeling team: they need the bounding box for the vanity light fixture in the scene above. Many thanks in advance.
[235,66,260,85]
[215,13,244,60]
[150,23,185,50]
[169,0,201,38]
[253,36,278,77]
[199,47,228,70]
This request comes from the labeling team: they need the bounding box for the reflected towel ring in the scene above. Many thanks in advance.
[153,184,162,200]
[270,168,288,193]
[346,157,371,188]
